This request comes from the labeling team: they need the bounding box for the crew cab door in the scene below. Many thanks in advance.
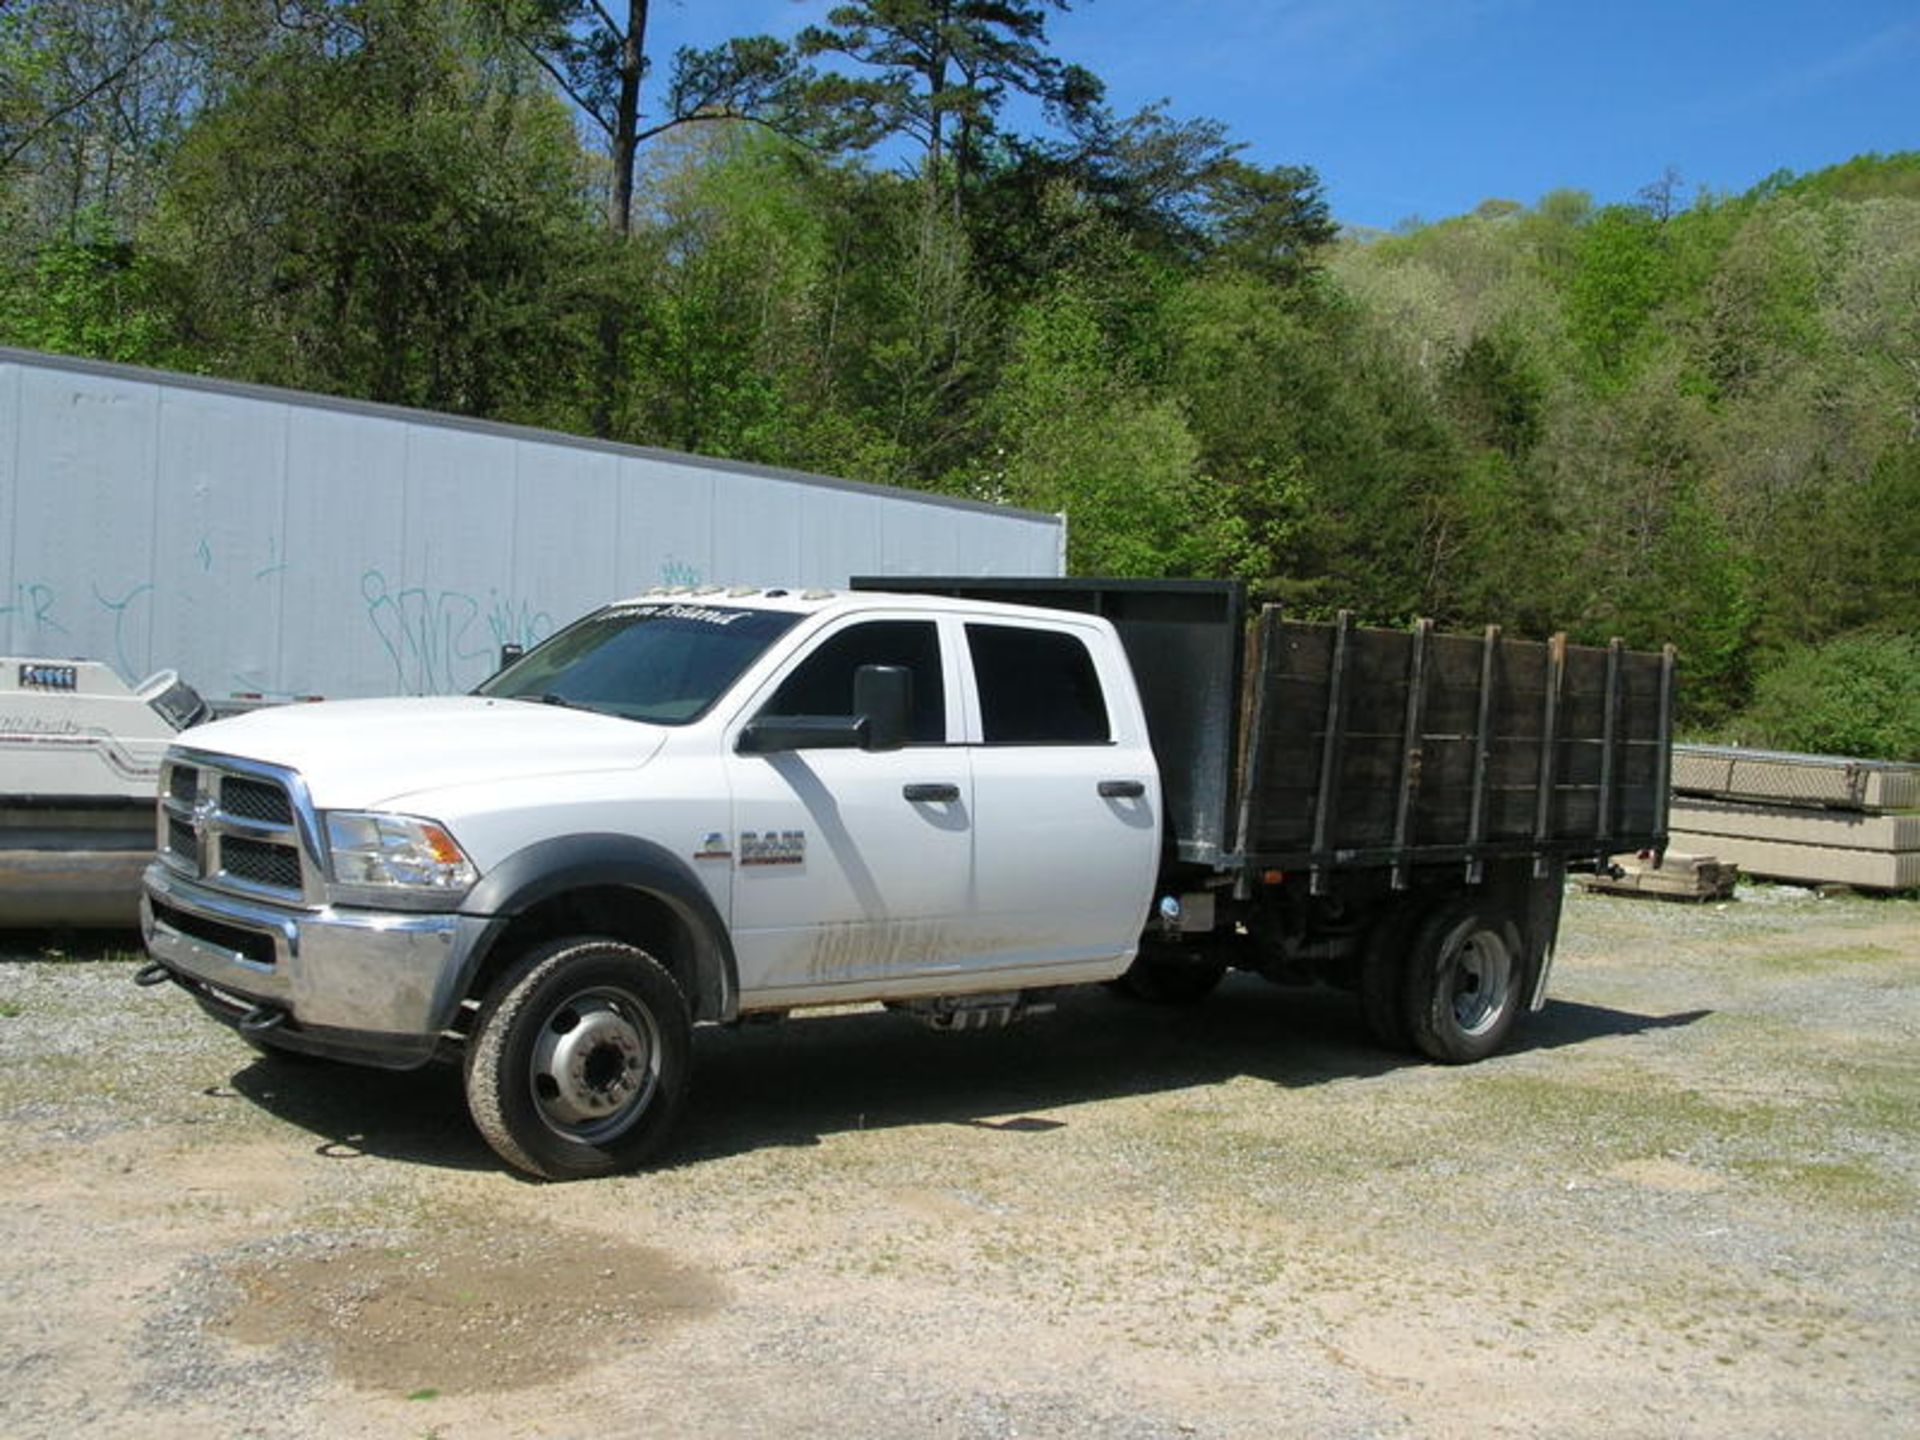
[960,619,1160,973]
[723,616,972,1001]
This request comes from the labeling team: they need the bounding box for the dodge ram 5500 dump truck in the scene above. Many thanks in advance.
[137,581,1673,1179]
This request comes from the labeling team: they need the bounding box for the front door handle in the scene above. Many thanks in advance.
[1098,779,1146,799]
[903,782,960,803]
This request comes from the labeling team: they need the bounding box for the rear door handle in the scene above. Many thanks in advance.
[903,783,960,803]
[1098,779,1146,799]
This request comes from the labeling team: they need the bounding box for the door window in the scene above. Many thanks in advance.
[966,624,1110,744]
[760,620,947,743]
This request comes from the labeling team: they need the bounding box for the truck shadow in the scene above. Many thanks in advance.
[221,977,1712,1175]
[226,1054,499,1171]
[671,978,1712,1167]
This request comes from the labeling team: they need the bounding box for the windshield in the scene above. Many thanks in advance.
[476,602,801,724]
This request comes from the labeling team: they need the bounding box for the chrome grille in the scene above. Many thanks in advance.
[167,816,199,867]
[157,754,319,907]
[223,836,303,889]
[220,777,293,824]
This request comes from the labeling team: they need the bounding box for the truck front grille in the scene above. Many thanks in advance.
[157,756,318,906]
[220,777,293,825]
[167,816,200,868]
[222,836,303,889]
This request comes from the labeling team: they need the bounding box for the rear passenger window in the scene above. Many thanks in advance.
[967,624,1110,744]
[761,620,946,743]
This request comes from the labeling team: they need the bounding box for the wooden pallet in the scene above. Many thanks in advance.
[1581,850,1739,902]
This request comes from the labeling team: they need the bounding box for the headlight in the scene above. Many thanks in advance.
[324,811,478,905]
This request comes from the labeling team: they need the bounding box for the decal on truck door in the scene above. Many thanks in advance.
[739,830,806,866]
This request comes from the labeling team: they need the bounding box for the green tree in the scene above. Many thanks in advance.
[0,0,195,241]
[1565,205,1676,382]
[147,0,598,416]
[991,282,1243,577]
[0,205,171,361]
[494,2,804,237]
[1199,157,1336,283]
[798,0,1100,212]
[1730,631,1920,760]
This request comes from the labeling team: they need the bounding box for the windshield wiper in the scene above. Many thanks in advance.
[503,690,628,718]
[520,691,596,712]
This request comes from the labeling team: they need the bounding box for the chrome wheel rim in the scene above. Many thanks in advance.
[1449,929,1513,1037]
[529,985,663,1144]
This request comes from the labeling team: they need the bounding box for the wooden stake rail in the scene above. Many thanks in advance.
[1236,610,1672,884]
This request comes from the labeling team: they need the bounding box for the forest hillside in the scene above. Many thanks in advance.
[4,3,1915,749]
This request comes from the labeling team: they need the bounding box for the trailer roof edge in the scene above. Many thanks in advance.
[0,345,1060,526]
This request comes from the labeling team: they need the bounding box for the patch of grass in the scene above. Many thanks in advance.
[0,1001,22,1019]
[16,935,145,964]
[1847,1078,1920,1134]
[1752,943,1904,975]
[1731,1158,1910,1213]
[1466,1070,1787,1158]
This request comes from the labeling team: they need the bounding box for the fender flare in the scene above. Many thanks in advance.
[459,833,739,1022]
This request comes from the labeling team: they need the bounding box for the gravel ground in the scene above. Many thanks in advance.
[0,885,1915,1439]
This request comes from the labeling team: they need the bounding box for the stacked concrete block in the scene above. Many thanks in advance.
[1668,745,1920,891]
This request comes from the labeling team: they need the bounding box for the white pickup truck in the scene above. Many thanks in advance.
[137,580,1673,1179]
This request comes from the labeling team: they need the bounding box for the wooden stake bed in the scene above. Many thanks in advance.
[1236,611,1674,887]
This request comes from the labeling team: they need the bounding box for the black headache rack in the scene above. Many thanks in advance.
[851,579,1675,888]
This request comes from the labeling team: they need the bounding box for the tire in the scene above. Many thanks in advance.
[1108,947,1227,1005]
[464,937,692,1180]
[1359,900,1424,1053]
[1402,900,1525,1064]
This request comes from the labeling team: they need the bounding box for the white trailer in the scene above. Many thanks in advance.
[0,346,1064,926]
[0,346,1064,703]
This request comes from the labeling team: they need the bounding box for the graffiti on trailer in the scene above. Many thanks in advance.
[90,581,155,683]
[361,569,554,694]
[0,581,64,637]
[3,551,556,695]
[3,578,161,681]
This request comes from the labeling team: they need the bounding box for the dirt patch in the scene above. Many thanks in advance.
[1606,1156,1727,1193]
[209,1218,725,1396]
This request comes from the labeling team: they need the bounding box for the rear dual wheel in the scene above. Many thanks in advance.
[1359,897,1526,1063]
[1359,901,1422,1051]
[464,937,691,1180]
[1401,900,1526,1064]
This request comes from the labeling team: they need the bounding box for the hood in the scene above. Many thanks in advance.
[179,697,669,810]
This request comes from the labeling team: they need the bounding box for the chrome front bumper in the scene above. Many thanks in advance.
[141,861,492,1068]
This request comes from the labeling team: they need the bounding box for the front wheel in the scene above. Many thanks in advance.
[1402,901,1525,1064]
[464,937,692,1180]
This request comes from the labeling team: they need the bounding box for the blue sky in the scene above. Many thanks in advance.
[644,0,1918,230]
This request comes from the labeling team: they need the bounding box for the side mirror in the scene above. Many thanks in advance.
[737,714,866,754]
[854,664,910,753]
[736,664,914,755]
[498,642,525,672]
